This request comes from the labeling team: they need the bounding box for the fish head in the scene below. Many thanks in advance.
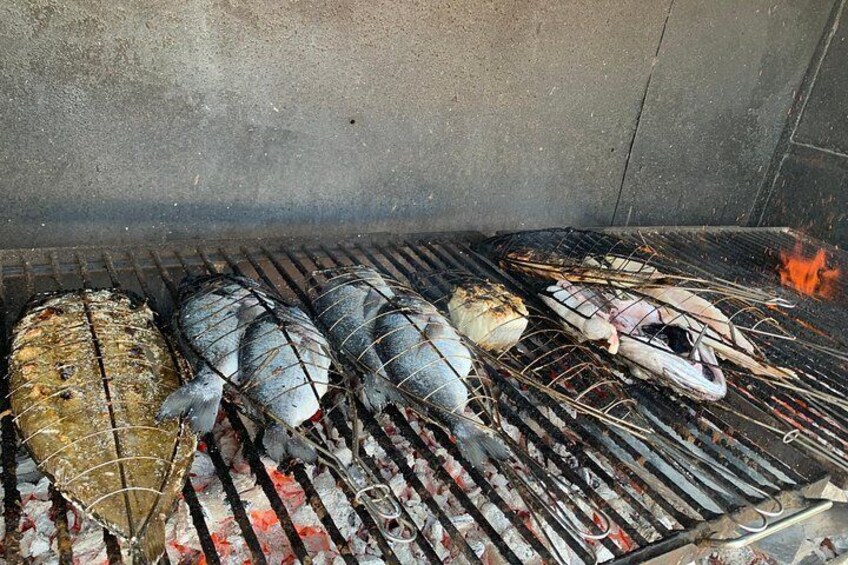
[583,318,619,354]
[660,349,727,401]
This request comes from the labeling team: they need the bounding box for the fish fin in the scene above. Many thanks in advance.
[452,418,509,468]
[361,372,399,414]
[287,434,318,464]
[264,423,318,464]
[157,366,223,433]
[131,514,166,565]
[263,423,289,462]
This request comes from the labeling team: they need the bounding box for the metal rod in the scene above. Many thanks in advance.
[705,500,833,549]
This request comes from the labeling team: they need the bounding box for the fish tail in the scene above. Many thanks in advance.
[263,423,318,464]
[130,515,166,565]
[452,418,510,468]
[157,367,223,433]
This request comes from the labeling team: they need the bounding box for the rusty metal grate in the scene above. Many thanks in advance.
[0,228,838,564]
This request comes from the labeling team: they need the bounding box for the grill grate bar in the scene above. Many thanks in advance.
[0,254,23,565]
[103,527,123,563]
[381,404,525,565]
[220,402,311,564]
[50,486,73,565]
[180,482,222,565]
[289,462,359,565]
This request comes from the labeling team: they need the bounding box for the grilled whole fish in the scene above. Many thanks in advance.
[239,305,332,462]
[540,281,727,400]
[9,290,195,563]
[159,274,272,432]
[312,266,398,412]
[581,255,796,381]
[314,268,507,467]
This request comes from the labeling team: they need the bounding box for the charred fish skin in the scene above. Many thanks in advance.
[311,266,400,412]
[9,290,195,564]
[373,292,508,468]
[239,305,332,462]
[446,281,529,352]
[159,274,272,432]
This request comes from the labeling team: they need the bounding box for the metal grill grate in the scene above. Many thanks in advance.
[0,227,838,564]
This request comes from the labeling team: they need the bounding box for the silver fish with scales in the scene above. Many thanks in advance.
[158,273,416,542]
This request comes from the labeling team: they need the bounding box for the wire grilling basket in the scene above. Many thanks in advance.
[167,272,418,545]
[477,227,848,476]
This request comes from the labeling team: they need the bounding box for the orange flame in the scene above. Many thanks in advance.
[778,242,840,299]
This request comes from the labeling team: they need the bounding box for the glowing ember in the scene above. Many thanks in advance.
[779,242,840,299]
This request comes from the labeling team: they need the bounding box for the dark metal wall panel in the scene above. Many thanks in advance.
[613,0,834,227]
[763,145,848,245]
[794,6,848,154]
[757,1,848,246]
[0,0,668,248]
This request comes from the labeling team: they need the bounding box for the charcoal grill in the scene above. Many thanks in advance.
[0,227,842,564]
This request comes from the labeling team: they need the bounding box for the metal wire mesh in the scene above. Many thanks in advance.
[0,229,833,564]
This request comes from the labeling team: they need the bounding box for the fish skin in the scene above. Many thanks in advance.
[9,289,195,564]
[609,298,727,401]
[312,267,399,412]
[538,280,620,353]
[239,305,331,462]
[541,280,727,401]
[372,292,508,467]
[159,275,272,432]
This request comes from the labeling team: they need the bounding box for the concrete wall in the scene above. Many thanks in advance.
[756,1,848,247]
[0,0,836,249]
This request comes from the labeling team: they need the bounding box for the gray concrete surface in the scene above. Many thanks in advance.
[0,1,837,249]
